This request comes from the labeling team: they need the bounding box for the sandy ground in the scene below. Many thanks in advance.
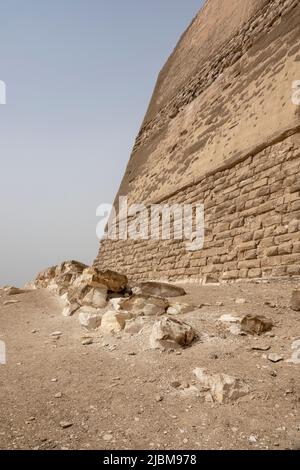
[0,280,300,451]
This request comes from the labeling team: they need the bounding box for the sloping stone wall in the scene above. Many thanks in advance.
[95,133,300,282]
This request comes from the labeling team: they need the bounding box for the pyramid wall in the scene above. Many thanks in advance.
[95,0,300,282]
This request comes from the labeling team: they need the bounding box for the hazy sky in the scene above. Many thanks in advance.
[0,0,203,287]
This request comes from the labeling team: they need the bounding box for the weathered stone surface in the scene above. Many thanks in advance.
[193,368,249,404]
[133,282,186,298]
[241,314,273,335]
[78,268,127,293]
[290,290,300,312]
[78,307,103,330]
[149,317,196,350]
[101,311,132,335]
[119,295,168,317]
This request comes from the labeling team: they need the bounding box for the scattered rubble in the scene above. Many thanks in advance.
[193,368,249,404]
[33,263,128,316]
[149,317,196,350]
[1,272,300,450]
[241,315,273,335]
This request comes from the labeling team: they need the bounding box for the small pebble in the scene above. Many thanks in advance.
[59,421,73,429]
[82,338,93,346]
[268,354,284,363]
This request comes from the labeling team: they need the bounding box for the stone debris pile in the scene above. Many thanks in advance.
[29,262,299,380]
[32,262,199,344]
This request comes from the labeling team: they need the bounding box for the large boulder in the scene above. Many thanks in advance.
[63,282,108,310]
[78,307,103,330]
[100,310,132,335]
[133,282,186,298]
[76,267,127,293]
[150,317,196,350]
[291,290,300,312]
[81,285,107,308]
[119,295,168,317]
[193,368,249,404]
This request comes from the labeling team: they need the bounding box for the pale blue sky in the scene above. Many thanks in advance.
[0,0,203,286]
